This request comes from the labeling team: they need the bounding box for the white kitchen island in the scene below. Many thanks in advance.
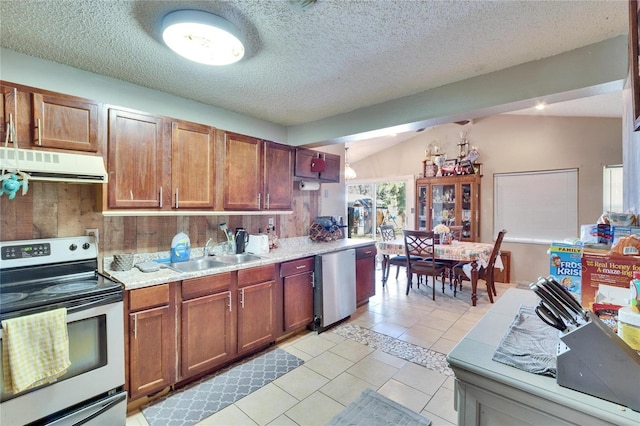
[446,288,640,426]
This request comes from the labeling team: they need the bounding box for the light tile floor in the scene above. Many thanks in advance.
[126,264,518,426]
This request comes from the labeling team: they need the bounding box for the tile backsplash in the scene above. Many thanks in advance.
[0,182,319,258]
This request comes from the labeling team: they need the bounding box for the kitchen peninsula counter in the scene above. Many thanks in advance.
[104,237,374,290]
[446,288,640,425]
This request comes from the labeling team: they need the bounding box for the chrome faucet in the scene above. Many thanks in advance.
[203,238,214,257]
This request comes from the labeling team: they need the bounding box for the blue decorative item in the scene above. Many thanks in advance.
[0,172,29,200]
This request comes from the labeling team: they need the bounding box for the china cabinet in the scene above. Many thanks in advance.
[415,174,481,241]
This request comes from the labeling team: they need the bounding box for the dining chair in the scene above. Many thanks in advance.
[402,230,447,300]
[378,225,421,287]
[452,229,507,303]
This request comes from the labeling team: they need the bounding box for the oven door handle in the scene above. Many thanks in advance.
[67,293,123,315]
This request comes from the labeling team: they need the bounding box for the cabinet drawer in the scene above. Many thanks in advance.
[280,257,314,277]
[238,264,275,287]
[356,245,376,259]
[129,284,170,311]
[182,272,232,300]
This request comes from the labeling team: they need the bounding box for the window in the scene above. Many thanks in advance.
[603,165,623,213]
[347,179,410,240]
[494,169,578,244]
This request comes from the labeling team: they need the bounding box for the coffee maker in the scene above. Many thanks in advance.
[235,228,249,253]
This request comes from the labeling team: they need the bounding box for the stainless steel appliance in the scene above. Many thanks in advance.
[0,236,126,425]
[313,249,356,332]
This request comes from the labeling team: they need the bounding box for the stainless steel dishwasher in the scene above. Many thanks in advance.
[313,249,356,332]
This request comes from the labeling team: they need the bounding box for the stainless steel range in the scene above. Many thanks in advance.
[0,236,126,425]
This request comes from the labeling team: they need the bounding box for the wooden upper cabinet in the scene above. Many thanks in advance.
[263,141,293,210]
[224,132,262,210]
[107,108,165,208]
[171,121,215,209]
[320,152,341,182]
[1,84,32,147]
[32,92,99,152]
[294,147,340,182]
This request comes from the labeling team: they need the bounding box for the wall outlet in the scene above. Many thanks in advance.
[268,217,274,226]
[85,228,99,243]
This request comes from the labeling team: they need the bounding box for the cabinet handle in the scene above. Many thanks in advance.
[240,288,245,309]
[159,187,163,208]
[257,193,261,209]
[364,250,373,254]
[35,118,42,145]
[133,313,137,340]
[265,193,270,209]
[175,188,179,209]
[311,272,315,287]
[227,291,232,312]
[6,113,15,144]
[295,265,307,270]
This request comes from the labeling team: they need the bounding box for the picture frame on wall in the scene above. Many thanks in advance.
[630,0,640,131]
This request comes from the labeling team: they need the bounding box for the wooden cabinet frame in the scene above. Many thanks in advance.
[416,175,481,241]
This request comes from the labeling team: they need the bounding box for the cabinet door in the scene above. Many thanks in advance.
[263,141,293,210]
[416,184,428,230]
[108,109,164,208]
[1,85,18,145]
[459,179,480,241]
[237,280,274,354]
[283,272,314,331]
[294,147,320,179]
[181,291,234,379]
[171,121,215,209]
[355,246,376,305]
[32,92,99,152]
[319,152,341,182]
[128,305,174,400]
[224,132,261,210]
[430,181,457,230]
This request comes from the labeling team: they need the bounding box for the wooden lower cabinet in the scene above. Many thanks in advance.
[281,257,314,332]
[355,245,376,305]
[237,265,276,354]
[180,273,234,380]
[127,283,176,401]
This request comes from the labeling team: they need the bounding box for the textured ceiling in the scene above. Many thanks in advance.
[0,0,628,130]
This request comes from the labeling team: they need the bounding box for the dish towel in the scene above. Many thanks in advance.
[2,308,71,394]
[492,304,560,377]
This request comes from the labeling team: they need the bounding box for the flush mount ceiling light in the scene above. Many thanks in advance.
[162,10,245,65]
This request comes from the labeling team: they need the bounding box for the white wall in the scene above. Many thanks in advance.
[351,115,622,284]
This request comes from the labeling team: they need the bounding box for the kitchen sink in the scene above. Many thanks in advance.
[213,254,263,264]
[169,258,228,273]
[168,254,263,273]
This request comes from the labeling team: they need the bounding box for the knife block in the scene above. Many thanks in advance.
[556,314,640,412]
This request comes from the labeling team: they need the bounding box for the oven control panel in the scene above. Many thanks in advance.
[2,243,51,260]
[0,236,97,268]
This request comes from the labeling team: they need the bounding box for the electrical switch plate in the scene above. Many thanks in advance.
[85,228,99,244]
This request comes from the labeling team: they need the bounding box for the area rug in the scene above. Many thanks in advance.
[141,347,303,426]
[327,388,432,425]
[334,323,453,376]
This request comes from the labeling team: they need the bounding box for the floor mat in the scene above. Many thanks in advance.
[334,323,453,376]
[327,388,432,425]
[141,347,304,426]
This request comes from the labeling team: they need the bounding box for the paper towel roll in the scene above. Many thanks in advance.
[299,181,320,190]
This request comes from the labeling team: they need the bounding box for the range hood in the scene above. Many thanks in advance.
[0,147,108,183]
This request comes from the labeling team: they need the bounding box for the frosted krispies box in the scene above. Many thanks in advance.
[549,242,583,302]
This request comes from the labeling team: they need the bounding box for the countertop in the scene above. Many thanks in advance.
[446,288,640,425]
[103,237,375,290]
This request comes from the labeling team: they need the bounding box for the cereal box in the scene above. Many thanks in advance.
[549,242,583,301]
[581,253,640,310]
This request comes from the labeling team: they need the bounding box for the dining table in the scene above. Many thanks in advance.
[377,238,502,306]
